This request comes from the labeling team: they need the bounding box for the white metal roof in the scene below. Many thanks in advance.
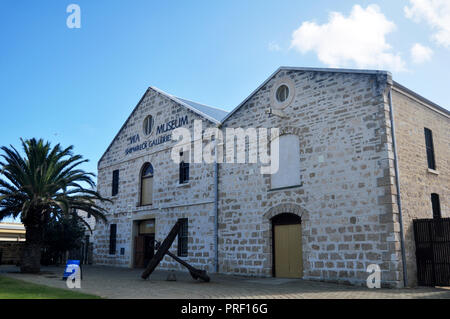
[0,223,25,230]
[175,97,229,122]
[150,86,229,123]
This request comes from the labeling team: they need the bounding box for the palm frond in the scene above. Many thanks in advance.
[0,138,110,227]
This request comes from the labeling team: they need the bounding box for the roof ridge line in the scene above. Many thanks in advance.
[150,86,222,124]
[176,96,229,113]
[221,66,392,123]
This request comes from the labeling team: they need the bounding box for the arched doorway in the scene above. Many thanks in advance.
[272,213,302,278]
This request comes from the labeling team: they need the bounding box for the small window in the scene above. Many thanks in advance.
[143,115,154,135]
[179,151,190,184]
[177,218,188,257]
[424,128,436,170]
[112,170,119,196]
[431,194,441,219]
[139,219,155,234]
[140,163,154,206]
[276,85,289,103]
[109,224,117,255]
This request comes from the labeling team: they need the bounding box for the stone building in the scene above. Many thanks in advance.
[93,67,449,287]
[0,222,25,265]
[0,222,25,242]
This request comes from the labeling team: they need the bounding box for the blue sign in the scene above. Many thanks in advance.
[63,259,81,280]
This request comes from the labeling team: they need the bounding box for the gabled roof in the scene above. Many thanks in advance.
[221,66,392,123]
[99,66,448,166]
[151,86,229,123]
[98,87,228,165]
[221,66,449,123]
[393,81,450,117]
[175,97,228,122]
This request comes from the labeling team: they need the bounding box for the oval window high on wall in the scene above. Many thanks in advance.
[271,78,295,110]
[276,85,289,103]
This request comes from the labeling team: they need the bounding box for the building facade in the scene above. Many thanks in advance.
[93,67,449,287]
[0,222,25,242]
[0,222,25,265]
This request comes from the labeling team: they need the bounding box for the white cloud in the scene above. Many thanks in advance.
[268,42,282,52]
[411,43,434,63]
[290,4,406,72]
[405,0,450,48]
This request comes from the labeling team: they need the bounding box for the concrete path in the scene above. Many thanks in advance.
[1,265,450,299]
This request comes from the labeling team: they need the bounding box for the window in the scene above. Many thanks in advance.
[143,115,154,135]
[109,224,117,255]
[424,128,436,170]
[179,151,190,184]
[271,134,301,189]
[431,194,441,219]
[112,170,119,196]
[139,219,155,234]
[140,163,154,206]
[177,218,188,257]
[276,85,290,103]
[272,80,295,110]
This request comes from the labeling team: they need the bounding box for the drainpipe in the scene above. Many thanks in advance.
[388,85,408,287]
[213,135,219,273]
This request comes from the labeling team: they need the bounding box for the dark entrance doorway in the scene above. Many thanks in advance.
[134,219,155,268]
[413,218,450,286]
[271,213,302,278]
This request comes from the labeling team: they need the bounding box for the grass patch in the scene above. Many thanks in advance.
[0,275,101,299]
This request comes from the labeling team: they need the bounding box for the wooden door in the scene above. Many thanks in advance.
[274,224,302,278]
[134,235,145,268]
[143,235,155,266]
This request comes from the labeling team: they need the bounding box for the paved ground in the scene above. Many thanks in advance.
[1,265,450,299]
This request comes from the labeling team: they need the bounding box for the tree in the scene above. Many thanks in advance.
[42,211,87,265]
[0,138,110,273]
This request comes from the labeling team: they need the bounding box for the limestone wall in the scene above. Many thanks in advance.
[0,242,23,265]
[392,87,450,286]
[218,70,403,287]
[94,88,217,271]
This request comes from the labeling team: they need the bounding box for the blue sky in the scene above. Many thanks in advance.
[0,0,449,199]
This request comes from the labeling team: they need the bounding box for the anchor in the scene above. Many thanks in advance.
[141,220,210,282]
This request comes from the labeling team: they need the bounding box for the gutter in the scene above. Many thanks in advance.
[387,86,408,287]
[213,138,219,273]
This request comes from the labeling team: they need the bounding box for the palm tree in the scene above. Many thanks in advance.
[0,138,110,273]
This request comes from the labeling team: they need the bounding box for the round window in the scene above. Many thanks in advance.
[143,115,154,135]
[276,85,289,103]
